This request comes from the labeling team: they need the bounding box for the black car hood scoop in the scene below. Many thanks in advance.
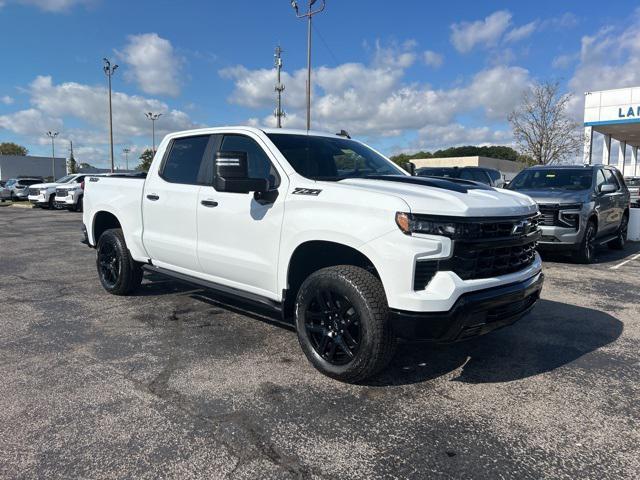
[363,175,493,194]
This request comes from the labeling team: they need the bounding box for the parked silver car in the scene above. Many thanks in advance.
[3,177,45,201]
[624,176,639,207]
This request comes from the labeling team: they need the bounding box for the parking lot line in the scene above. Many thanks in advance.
[610,252,640,270]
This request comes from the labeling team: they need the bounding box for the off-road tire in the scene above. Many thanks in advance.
[295,265,396,383]
[574,220,597,264]
[96,228,143,295]
[608,213,628,250]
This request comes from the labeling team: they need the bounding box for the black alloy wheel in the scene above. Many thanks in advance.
[304,288,362,365]
[575,221,596,263]
[98,240,121,289]
[609,214,628,250]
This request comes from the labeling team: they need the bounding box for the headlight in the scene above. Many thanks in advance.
[395,212,482,238]
[40,189,47,195]
[558,205,582,228]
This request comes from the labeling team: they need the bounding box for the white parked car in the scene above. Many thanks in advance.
[83,127,544,382]
[28,174,88,209]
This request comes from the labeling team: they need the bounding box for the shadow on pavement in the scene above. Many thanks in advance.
[368,299,623,386]
[540,240,640,265]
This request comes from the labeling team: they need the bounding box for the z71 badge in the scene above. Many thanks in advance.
[292,187,322,196]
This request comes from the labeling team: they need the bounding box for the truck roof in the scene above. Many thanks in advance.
[166,126,350,140]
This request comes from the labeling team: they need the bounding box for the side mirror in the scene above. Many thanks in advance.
[214,151,269,193]
[402,162,416,176]
[599,184,616,194]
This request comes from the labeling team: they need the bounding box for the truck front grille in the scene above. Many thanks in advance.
[55,188,68,198]
[28,188,40,196]
[538,204,582,227]
[442,238,538,280]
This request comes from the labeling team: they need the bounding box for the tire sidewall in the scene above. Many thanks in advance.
[295,270,381,379]
[96,230,127,294]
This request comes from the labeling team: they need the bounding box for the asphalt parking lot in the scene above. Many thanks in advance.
[1,206,639,479]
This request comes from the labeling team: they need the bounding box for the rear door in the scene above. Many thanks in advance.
[142,134,214,273]
[196,132,287,299]
[596,169,618,234]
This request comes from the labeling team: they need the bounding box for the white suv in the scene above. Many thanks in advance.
[28,174,87,209]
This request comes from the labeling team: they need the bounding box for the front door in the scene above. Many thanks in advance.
[142,134,213,273]
[196,133,287,300]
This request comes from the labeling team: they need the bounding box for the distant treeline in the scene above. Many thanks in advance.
[390,145,534,165]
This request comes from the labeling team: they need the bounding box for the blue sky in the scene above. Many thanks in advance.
[1,0,639,168]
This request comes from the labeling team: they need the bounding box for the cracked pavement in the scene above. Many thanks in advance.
[0,206,639,479]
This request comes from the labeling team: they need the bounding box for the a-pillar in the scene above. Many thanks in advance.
[618,140,626,175]
[632,146,638,176]
[602,134,612,165]
[583,126,593,164]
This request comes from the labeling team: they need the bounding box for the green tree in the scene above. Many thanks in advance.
[0,142,28,156]
[390,145,520,164]
[136,149,154,172]
[68,152,78,174]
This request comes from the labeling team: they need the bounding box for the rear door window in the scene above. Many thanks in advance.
[161,135,211,185]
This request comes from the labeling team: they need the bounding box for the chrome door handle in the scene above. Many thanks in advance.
[201,200,218,207]
[146,194,160,201]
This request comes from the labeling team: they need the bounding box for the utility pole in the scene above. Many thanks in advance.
[274,45,286,128]
[291,0,326,131]
[46,131,58,180]
[122,147,130,171]
[68,140,77,174]
[103,58,118,173]
[145,112,162,153]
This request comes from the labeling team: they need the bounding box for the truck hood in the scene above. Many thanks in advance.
[30,182,64,190]
[338,176,538,217]
[511,189,590,205]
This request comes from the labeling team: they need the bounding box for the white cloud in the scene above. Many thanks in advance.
[423,50,444,68]
[450,11,512,53]
[552,53,578,69]
[0,108,62,137]
[567,10,640,118]
[1,95,14,104]
[118,33,183,97]
[13,0,93,12]
[504,21,538,43]
[221,39,531,140]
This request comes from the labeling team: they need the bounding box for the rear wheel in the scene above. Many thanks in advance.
[74,196,83,212]
[608,213,628,250]
[574,220,597,264]
[295,265,396,383]
[96,228,143,295]
[48,194,55,209]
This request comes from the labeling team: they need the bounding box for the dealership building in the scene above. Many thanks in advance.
[584,86,640,176]
[0,155,67,181]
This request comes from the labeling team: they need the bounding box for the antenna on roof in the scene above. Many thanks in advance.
[336,129,351,139]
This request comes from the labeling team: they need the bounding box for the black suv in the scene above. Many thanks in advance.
[508,165,630,263]
[416,166,505,187]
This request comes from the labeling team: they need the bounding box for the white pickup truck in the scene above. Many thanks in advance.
[83,127,544,382]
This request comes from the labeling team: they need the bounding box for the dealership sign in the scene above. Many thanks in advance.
[617,105,640,119]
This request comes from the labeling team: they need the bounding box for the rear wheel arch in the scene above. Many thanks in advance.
[93,211,122,244]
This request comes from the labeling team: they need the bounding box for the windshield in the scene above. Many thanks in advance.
[267,134,403,181]
[509,169,593,191]
[56,175,75,183]
[417,167,457,177]
[625,177,640,187]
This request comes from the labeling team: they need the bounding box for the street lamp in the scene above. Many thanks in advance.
[291,0,326,131]
[103,58,118,173]
[145,112,162,153]
[122,147,130,171]
[46,131,58,180]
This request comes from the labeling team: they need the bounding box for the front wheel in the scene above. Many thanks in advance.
[608,214,628,250]
[295,265,396,383]
[96,228,143,295]
[574,220,597,264]
[73,196,83,212]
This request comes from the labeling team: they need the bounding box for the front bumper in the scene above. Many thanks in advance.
[390,272,544,342]
[537,224,581,249]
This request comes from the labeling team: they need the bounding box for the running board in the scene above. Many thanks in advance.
[142,264,284,318]
[596,235,618,245]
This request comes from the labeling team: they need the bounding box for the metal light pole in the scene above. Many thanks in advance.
[274,45,286,128]
[145,112,162,153]
[122,147,130,171]
[103,58,118,173]
[46,131,58,180]
[291,0,326,131]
